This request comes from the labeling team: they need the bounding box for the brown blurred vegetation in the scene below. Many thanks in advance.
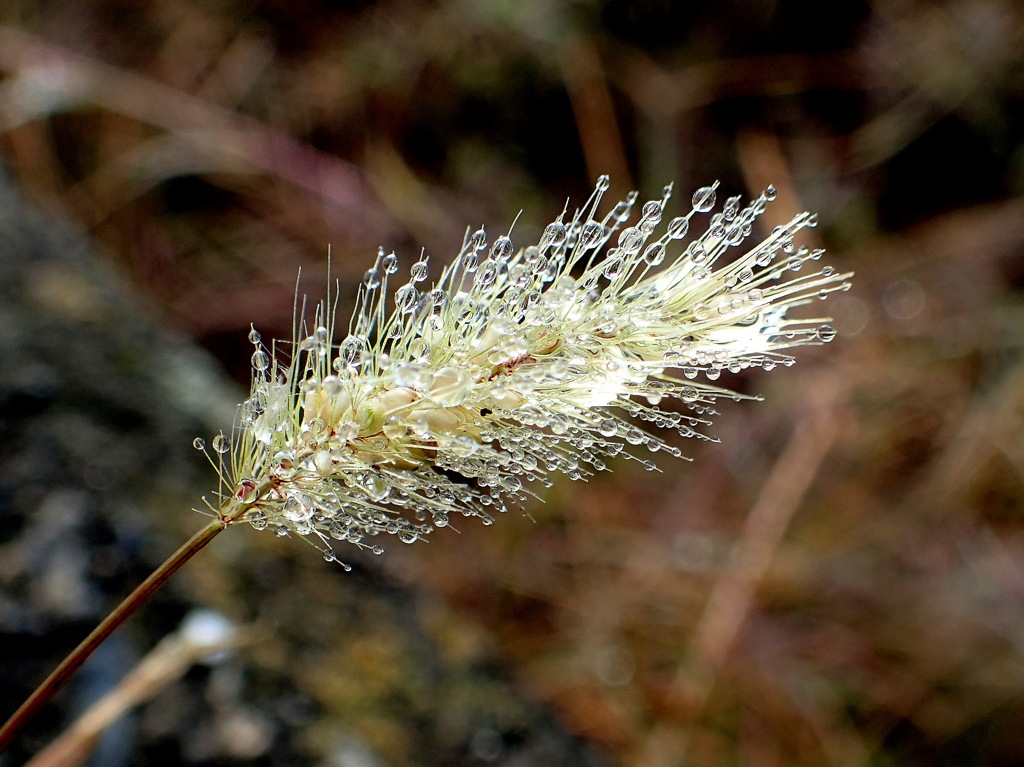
[2,0,1024,765]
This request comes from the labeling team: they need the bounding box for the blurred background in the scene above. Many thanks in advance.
[1,0,1024,765]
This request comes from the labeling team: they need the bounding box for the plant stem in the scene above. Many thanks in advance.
[0,516,231,754]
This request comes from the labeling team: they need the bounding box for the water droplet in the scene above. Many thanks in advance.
[764,185,777,201]
[541,222,567,249]
[666,216,689,239]
[642,243,666,266]
[340,335,367,366]
[381,252,398,274]
[694,304,711,320]
[641,200,663,222]
[618,227,644,255]
[603,257,624,279]
[248,327,261,345]
[450,435,478,457]
[251,350,270,371]
[692,186,717,213]
[383,415,407,439]
[236,479,258,503]
[192,437,206,450]
[283,496,313,522]
[395,285,418,312]
[212,434,230,453]
[579,221,603,248]
[596,175,611,191]
[476,260,498,288]
[817,324,837,342]
[361,474,390,501]
[410,260,429,282]
[491,236,514,262]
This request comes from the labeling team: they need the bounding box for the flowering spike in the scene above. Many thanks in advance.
[220,180,852,562]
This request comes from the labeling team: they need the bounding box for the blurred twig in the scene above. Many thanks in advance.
[0,26,382,226]
[639,373,846,767]
[26,618,257,767]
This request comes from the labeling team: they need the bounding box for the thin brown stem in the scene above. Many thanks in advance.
[0,516,230,754]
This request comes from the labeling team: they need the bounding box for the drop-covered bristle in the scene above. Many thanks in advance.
[201,177,851,566]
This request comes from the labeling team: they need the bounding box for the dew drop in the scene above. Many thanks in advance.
[579,221,603,248]
[491,236,514,262]
[382,415,407,439]
[192,437,206,450]
[251,350,270,371]
[450,435,478,457]
[476,260,498,288]
[395,285,418,312]
[410,260,429,282]
[641,200,663,222]
[666,216,689,240]
[541,222,567,249]
[212,434,230,453]
[692,186,717,213]
[618,227,644,255]
[642,243,666,266]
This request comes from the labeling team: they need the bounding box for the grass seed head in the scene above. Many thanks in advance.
[205,177,851,565]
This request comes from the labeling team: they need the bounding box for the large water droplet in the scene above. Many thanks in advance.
[579,221,603,248]
[541,222,567,249]
[491,236,514,262]
[667,216,689,239]
[692,186,717,213]
[410,260,429,282]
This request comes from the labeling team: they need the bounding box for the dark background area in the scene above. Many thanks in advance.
[2,1,1024,765]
